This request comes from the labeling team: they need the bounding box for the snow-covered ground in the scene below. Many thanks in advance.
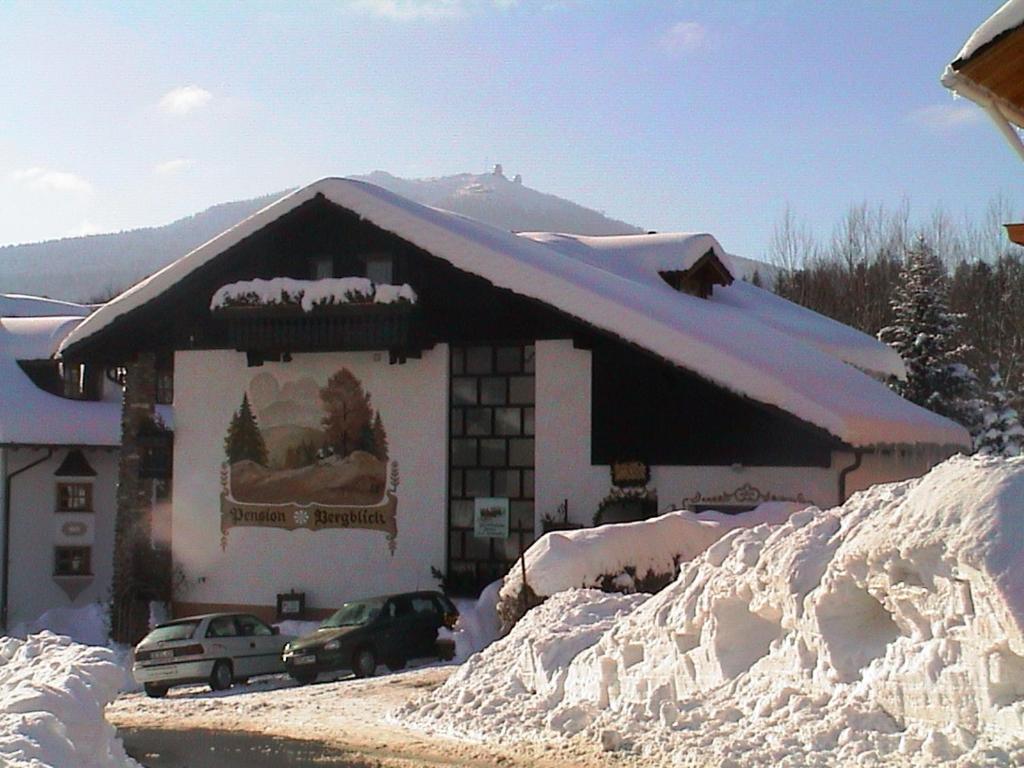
[10,455,1024,767]
[403,455,1024,767]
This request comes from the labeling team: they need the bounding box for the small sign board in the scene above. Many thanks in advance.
[611,460,650,488]
[474,497,510,539]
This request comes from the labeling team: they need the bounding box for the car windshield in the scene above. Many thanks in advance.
[321,600,381,628]
[142,620,200,644]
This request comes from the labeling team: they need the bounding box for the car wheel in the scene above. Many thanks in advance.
[352,647,377,678]
[209,660,233,691]
[386,656,407,672]
[290,671,317,685]
[143,683,168,698]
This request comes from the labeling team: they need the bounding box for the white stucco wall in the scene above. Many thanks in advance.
[172,347,448,613]
[534,339,950,527]
[4,447,118,628]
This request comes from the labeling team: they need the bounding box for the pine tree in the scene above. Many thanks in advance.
[976,368,1024,456]
[371,411,389,462]
[878,237,983,433]
[224,393,269,465]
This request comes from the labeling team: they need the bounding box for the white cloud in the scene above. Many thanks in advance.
[659,21,709,55]
[158,85,213,115]
[68,219,103,237]
[154,158,196,175]
[344,0,514,20]
[907,103,984,130]
[9,167,94,195]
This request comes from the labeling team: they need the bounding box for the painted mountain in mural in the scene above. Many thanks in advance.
[224,368,388,506]
[230,451,386,506]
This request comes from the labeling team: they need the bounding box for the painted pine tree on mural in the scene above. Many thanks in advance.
[224,393,269,465]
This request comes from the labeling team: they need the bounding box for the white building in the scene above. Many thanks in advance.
[58,179,970,631]
[0,295,123,630]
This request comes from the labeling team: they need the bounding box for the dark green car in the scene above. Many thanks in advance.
[282,591,459,683]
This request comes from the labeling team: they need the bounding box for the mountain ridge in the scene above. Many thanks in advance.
[0,170,771,302]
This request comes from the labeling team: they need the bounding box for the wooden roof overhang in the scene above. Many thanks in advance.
[1006,222,1024,245]
[60,194,850,454]
[950,23,1024,120]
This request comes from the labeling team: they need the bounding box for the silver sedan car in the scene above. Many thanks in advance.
[132,612,294,698]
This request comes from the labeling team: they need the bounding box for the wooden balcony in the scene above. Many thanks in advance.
[212,302,419,354]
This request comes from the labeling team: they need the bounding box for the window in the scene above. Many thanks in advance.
[57,483,92,512]
[206,616,239,637]
[410,597,439,616]
[62,362,85,399]
[365,254,394,284]
[61,362,99,400]
[311,256,334,279]
[237,615,273,636]
[55,546,91,576]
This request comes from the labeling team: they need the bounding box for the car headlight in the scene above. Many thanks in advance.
[283,642,293,653]
[323,639,340,651]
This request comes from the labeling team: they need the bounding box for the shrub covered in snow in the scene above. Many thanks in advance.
[0,632,136,768]
[496,503,803,632]
[405,456,1024,766]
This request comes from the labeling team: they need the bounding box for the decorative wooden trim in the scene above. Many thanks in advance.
[678,483,812,511]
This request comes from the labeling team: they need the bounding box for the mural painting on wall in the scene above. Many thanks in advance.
[219,368,399,553]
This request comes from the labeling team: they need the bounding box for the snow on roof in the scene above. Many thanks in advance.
[61,178,969,450]
[0,294,91,318]
[521,231,905,380]
[949,0,1024,65]
[0,316,122,446]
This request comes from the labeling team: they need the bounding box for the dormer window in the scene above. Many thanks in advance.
[659,249,734,299]
[365,254,394,285]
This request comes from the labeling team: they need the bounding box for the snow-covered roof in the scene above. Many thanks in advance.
[0,316,122,446]
[949,0,1024,66]
[0,294,91,318]
[520,231,905,379]
[61,178,970,450]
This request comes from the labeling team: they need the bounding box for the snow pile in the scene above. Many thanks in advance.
[0,632,136,768]
[402,590,648,742]
[210,277,416,312]
[7,603,109,647]
[444,580,503,662]
[500,503,805,603]
[405,456,1024,766]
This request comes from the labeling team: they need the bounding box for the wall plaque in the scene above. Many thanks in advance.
[474,497,510,539]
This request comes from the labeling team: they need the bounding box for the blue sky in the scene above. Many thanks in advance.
[0,1,1019,259]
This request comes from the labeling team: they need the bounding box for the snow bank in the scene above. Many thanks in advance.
[444,580,502,662]
[498,503,804,629]
[0,632,136,768]
[405,456,1024,766]
[8,603,109,647]
[210,277,417,312]
[402,590,648,742]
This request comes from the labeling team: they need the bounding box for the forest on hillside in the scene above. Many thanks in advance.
[767,198,1024,455]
